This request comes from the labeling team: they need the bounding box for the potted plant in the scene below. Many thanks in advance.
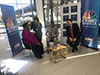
[56,40,60,47]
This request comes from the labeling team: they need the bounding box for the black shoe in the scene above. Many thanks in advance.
[72,48,75,52]
[47,51,49,54]
[47,49,51,54]
[37,56,42,59]
[75,48,78,51]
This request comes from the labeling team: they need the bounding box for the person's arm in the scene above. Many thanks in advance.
[54,26,59,37]
[45,27,50,37]
[22,30,39,45]
[30,22,34,30]
[66,26,70,39]
[31,22,36,33]
[39,23,42,31]
[38,23,42,36]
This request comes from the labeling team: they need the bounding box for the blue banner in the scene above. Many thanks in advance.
[0,4,23,56]
[81,0,99,49]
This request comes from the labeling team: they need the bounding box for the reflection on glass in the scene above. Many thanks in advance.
[0,0,36,34]
[53,1,57,4]
[67,1,71,4]
[58,6,61,21]
[53,7,57,23]
[43,0,62,28]
[44,8,51,28]
[44,0,49,4]
[73,0,77,3]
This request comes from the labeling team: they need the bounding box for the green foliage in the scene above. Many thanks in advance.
[56,40,60,44]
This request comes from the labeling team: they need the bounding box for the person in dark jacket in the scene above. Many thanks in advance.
[31,17,42,43]
[66,19,80,52]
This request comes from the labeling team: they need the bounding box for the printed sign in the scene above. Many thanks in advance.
[81,0,99,49]
[0,4,23,56]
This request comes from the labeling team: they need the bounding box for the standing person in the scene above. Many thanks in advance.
[31,17,42,43]
[66,19,80,52]
[45,22,59,53]
[22,22,44,59]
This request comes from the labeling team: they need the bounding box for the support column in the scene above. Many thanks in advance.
[49,0,53,22]
[30,0,34,21]
[35,0,44,27]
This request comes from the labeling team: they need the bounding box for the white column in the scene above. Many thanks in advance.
[35,0,44,27]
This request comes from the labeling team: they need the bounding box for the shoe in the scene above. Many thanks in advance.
[47,51,49,54]
[75,47,78,51]
[47,49,51,54]
[72,48,75,52]
[37,56,42,59]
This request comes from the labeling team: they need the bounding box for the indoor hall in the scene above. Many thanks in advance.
[0,30,100,75]
[0,0,100,75]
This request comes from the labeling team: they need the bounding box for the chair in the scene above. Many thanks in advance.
[50,38,58,45]
[48,39,55,48]
[50,39,54,42]
[22,39,33,57]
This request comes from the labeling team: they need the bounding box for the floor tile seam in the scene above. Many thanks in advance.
[25,67,32,75]
[47,68,62,75]
[18,66,30,75]
[32,68,60,75]
[47,68,69,75]
[31,60,73,75]
[85,64,100,75]
[59,56,98,70]
[49,55,81,67]
[61,69,70,75]
[89,58,100,63]
[87,55,100,63]
[58,59,81,71]
[27,64,53,75]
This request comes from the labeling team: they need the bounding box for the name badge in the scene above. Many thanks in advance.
[36,29,38,31]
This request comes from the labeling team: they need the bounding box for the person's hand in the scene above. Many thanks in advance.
[37,43,41,46]
[28,22,32,26]
[49,36,54,38]
[29,29,32,31]
[73,38,76,42]
[33,31,35,33]
[70,38,73,42]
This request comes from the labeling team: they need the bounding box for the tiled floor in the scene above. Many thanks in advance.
[0,34,100,75]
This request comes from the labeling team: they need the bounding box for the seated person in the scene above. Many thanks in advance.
[66,19,81,52]
[45,22,59,53]
[22,22,44,59]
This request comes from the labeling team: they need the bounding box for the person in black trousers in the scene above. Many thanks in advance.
[66,19,81,52]
[22,22,44,59]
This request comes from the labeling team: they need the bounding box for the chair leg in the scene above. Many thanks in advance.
[78,44,81,53]
[24,49,33,58]
[30,50,33,58]
[23,49,25,57]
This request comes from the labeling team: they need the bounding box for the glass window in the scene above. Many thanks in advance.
[44,9,51,28]
[44,0,49,4]
[53,1,58,4]
[43,0,62,28]
[0,0,35,33]
[53,7,57,24]
[73,0,78,3]
[58,6,61,22]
